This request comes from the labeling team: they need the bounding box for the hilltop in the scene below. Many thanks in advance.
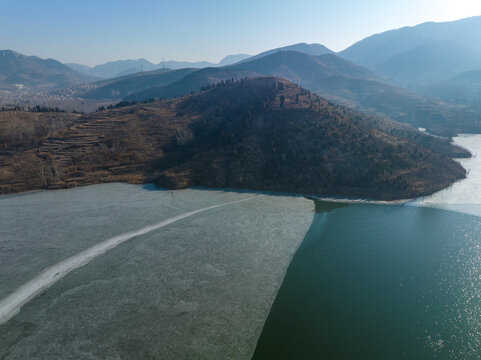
[241,43,334,63]
[123,51,481,136]
[0,78,468,200]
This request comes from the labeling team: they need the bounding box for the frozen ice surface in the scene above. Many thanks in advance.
[0,196,257,325]
[412,134,481,217]
[0,184,314,359]
[0,183,252,299]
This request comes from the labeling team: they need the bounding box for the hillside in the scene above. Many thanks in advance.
[123,68,261,101]
[0,78,468,200]
[125,51,481,136]
[371,41,481,88]
[233,51,383,83]
[423,69,481,112]
[339,16,481,88]
[82,68,197,100]
[0,50,95,89]
[65,63,96,76]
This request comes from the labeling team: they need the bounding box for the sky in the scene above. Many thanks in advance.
[1,0,481,66]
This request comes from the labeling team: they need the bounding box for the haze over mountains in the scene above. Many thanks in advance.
[425,69,481,112]
[66,59,160,79]
[2,16,481,138]
[65,43,332,80]
[3,15,481,91]
[81,43,336,100]
[66,54,252,79]
[232,51,481,135]
[339,16,481,89]
[0,50,95,90]
[239,43,333,63]
[117,50,480,136]
[66,43,332,80]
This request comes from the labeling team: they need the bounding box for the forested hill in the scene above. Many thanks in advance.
[0,77,468,200]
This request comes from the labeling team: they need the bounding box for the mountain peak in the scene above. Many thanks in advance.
[240,43,334,63]
[217,54,252,66]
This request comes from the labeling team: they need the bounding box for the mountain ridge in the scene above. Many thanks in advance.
[239,43,333,63]
[339,16,481,88]
[66,54,253,79]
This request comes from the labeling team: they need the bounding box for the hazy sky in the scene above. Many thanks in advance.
[1,0,481,66]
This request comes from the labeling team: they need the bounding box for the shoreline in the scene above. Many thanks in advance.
[0,182,415,205]
[408,134,481,217]
[2,133,476,204]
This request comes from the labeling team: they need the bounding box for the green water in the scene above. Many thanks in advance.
[253,202,481,359]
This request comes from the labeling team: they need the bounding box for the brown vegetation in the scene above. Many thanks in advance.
[0,77,469,200]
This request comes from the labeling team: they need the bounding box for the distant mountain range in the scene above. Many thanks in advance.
[0,50,95,90]
[67,43,333,79]
[122,51,383,103]
[5,15,481,92]
[66,54,252,79]
[3,16,481,136]
[66,59,161,79]
[84,43,336,100]
[164,54,252,70]
[339,16,481,89]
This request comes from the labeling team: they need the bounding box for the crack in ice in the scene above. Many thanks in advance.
[0,195,257,325]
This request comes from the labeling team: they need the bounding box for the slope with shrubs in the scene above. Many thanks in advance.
[0,77,467,200]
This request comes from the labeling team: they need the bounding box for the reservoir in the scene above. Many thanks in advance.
[253,134,481,359]
[0,186,313,359]
[1,135,481,359]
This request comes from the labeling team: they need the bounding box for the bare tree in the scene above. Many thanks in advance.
[175,127,194,145]
[37,161,48,188]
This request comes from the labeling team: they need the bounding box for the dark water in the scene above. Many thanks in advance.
[253,202,481,359]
